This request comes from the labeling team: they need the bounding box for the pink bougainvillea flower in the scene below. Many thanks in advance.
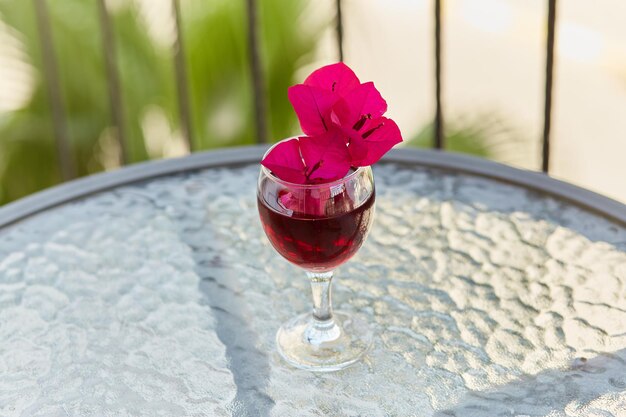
[346,117,403,166]
[287,85,335,136]
[299,128,351,182]
[260,138,307,184]
[262,130,354,216]
[303,62,360,95]
[264,62,403,184]
[261,129,351,185]
[287,63,376,136]
[330,82,387,129]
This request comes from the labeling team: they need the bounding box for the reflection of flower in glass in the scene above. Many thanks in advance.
[262,63,403,184]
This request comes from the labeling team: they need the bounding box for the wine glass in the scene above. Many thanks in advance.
[257,142,376,371]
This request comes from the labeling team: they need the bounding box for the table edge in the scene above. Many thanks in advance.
[0,146,624,228]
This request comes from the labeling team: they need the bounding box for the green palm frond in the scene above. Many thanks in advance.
[409,112,533,167]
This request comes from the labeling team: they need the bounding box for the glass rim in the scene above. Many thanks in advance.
[261,138,370,189]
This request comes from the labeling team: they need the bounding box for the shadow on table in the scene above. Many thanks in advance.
[198,261,275,417]
[434,348,626,416]
[182,223,275,417]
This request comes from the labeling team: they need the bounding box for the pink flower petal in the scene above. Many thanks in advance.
[348,117,403,166]
[299,129,351,182]
[341,125,367,157]
[332,82,387,128]
[288,85,335,136]
[303,62,360,96]
[261,138,307,183]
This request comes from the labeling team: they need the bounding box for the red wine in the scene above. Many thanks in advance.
[258,191,375,271]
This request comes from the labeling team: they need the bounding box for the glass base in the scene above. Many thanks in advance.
[276,311,372,372]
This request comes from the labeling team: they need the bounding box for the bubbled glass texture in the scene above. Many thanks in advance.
[0,164,625,417]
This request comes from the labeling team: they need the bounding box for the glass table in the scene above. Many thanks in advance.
[1,147,625,417]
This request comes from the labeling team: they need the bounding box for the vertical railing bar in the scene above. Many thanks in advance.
[245,0,268,144]
[542,0,557,173]
[97,0,129,165]
[171,0,194,152]
[33,0,76,180]
[434,0,444,149]
[335,0,344,62]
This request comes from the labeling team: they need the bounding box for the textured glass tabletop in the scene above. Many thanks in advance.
[1,162,625,417]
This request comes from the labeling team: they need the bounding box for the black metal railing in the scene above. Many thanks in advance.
[246,0,269,145]
[34,0,75,180]
[97,0,129,165]
[542,0,557,172]
[433,0,444,150]
[32,0,559,179]
[172,0,194,152]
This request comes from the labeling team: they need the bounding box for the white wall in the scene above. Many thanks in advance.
[310,0,626,203]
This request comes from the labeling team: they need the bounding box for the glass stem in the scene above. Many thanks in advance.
[305,271,341,345]
[308,271,334,322]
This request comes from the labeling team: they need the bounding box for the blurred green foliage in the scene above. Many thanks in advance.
[0,0,523,206]
[409,112,529,166]
[0,0,319,204]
